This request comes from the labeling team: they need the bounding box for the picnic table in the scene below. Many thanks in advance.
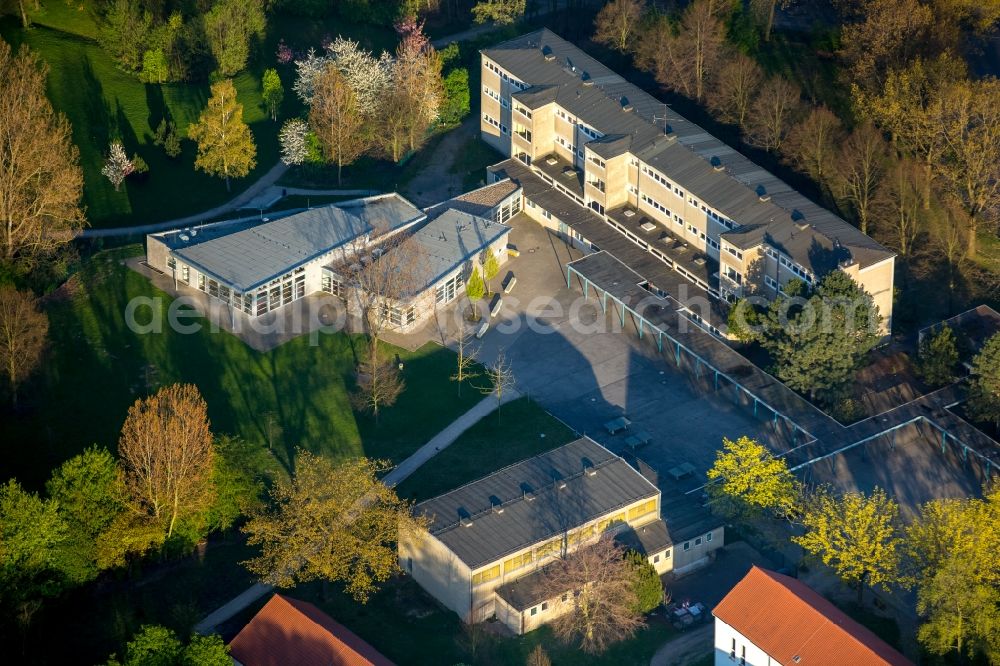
[667,461,696,480]
[624,430,653,450]
[603,416,631,435]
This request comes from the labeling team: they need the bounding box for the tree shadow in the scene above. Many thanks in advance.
[80,55,113,150]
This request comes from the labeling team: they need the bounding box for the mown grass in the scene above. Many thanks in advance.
[5,247,487,489]
[396,396,577,503]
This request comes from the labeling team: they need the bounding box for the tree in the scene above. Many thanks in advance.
[759,270,881,406]
[465,265,485,318]
[746,76,801,151]
[915,554,1000,660]
[539,536,644,654]
[0,286,47,405]
[833,122,888,235]
[261,68,283,121]
[46,447,125,582]
[102,141,135,192]
[309,64,367,185]
[97,0,152,72]
[391,19,443,155]
[203,0,266,77]
[278,118,310,166]
[782,106,843,189]
[188,78,257,191]
[706,435,800,519]
[141,48,168,84]
[750,0,795,42]
[626,550,663,613]
[793,486,901,604]
[118,384,215,539]
[525,644,552,666]
[839,0,934,92]
[0,39,86,267]
[351,345,405,421]
[593,0,646,53]
[242,452,427,602]
[936,78,1000,258]
[967,333,1000,429]
[472,0,527,24]
[873,156,926,256]
[451,324,479,397]
[709,51,764,128]
[482,349,515,424]
[106,625,230,666]
[325,38,393,117]
[439,67,470,126]
[726,298,759,344]
[917,326,958,388]
[482,251,500,294]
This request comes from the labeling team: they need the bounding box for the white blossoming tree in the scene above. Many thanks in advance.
[292,48,330,105]
[101,141,134,192]
[327,37,392,116]
[278,118,310,166]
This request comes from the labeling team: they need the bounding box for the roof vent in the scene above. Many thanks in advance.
[549,468,566,489]
[458,507,473,527]
[620,96,633,112]
[546,156,558,166]
[566,57,575,72]
[791,209,804,222]
[694,257,706,266]
[582,457,597,476]
[520,482,536,501]
[581,71,593,85]
[490,495,504,514]
[710,156,723,171]
[178,233,190,242]
[542,45,554,61]
[755,185,770,202]
[623,209,636,218]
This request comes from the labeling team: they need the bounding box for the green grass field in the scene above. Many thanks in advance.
[0,8,398,228]
[5,247,487,489]
[396,397,578,503]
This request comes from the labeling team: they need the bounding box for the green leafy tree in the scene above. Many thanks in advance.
[106,625,229,666]
[760,270,881,406]
[794,486,901,604]
[188,79,257,191]
[261,68,283,121]
[483,251,500,294]
[915,554,1000,659]
[918,325,959,388]
[626,550,663,613]
[203,0,266,77]
[439,67,470,126]
[199,435,262,534]
[242,452,427,603]
[465,266,485,320]
[141,48,168,84]
[180,634,231,666]
[45,447,126,582]
[727,298,759,343]
[706,435,799,519]
[472,0,526,24]
[968,333,1000,428]
[97,0,152,72]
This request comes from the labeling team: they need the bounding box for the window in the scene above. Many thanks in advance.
[653,554,660,563]
[180,265,189,283]
[683,541,690,551]
[627,499,657,521]
[472,565,501,586]
[530,607,537,616]
[562,593,568,602]
[765,275,778,290]
[541,602,548,611]
[706,532,713,542]
[695,537,702,546]
[665,549,671,559]
[504,551,534,574]
[166,256,176,270]
[536,539,561,559]
[588,155,606,168]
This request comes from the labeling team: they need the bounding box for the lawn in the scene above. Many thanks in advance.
[449,135,506,192]
[0,8,399,229]
[4,247,487,490]
[396,396,578,503]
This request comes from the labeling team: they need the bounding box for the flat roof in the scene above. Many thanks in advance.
[483,29,893,274]
[417,437,659,570]
[157,194,424,291]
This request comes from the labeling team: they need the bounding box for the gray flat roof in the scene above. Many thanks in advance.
[158,194,424,291]
[483,29,893,274]
[418,437,659,570]
[410,208,511,291]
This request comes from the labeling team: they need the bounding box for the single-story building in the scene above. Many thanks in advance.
[228,593,394,666]
[398,437,723,634]
[145,182,521,333]
[713,566,912,666]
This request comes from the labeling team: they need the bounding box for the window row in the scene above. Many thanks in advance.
[641,193,671,218]
[641,165,685,199]
[482,85,509,109]
[483,113,509,136]
[768,247,813,283]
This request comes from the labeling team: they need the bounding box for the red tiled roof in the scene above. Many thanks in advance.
[712,566,911,666]
[229,594,394,666]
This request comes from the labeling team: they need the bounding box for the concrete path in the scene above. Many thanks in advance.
[649,624,712,666]
[193,386,519,634]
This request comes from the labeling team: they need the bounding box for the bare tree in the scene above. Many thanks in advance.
[782,105,844,188]
[540,536,644,654]
[751,0,796,42]
[481,349,515,424]
[927,201,968,302]
[873,156,925,256]
[709,51,764,128]
[746,76,802,151]
[351,345,405,421]
[118,384,215,539]
[638,0,727,103]
[833,122,888,234]
[0,38,86,267]
[593,0,646,53]
[310,64,368,185]
[0,285,48,404]
[526,644,552,666]
[450,324,479,397]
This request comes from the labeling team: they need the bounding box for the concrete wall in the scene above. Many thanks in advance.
[672,526,724,576]
[714,617,778,666]
[399,532,473,622]
[854,256,895,336]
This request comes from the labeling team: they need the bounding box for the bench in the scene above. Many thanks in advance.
[490,295,503,317]
[624,430,652,451]
[503,272,517,294]
[475,321,490,339]
[603,416,631,435]
[667,462,696,481]
[506,243,520,258]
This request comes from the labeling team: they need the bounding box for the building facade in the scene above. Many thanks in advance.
[399,437,723,633]
[480,29,895,335]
